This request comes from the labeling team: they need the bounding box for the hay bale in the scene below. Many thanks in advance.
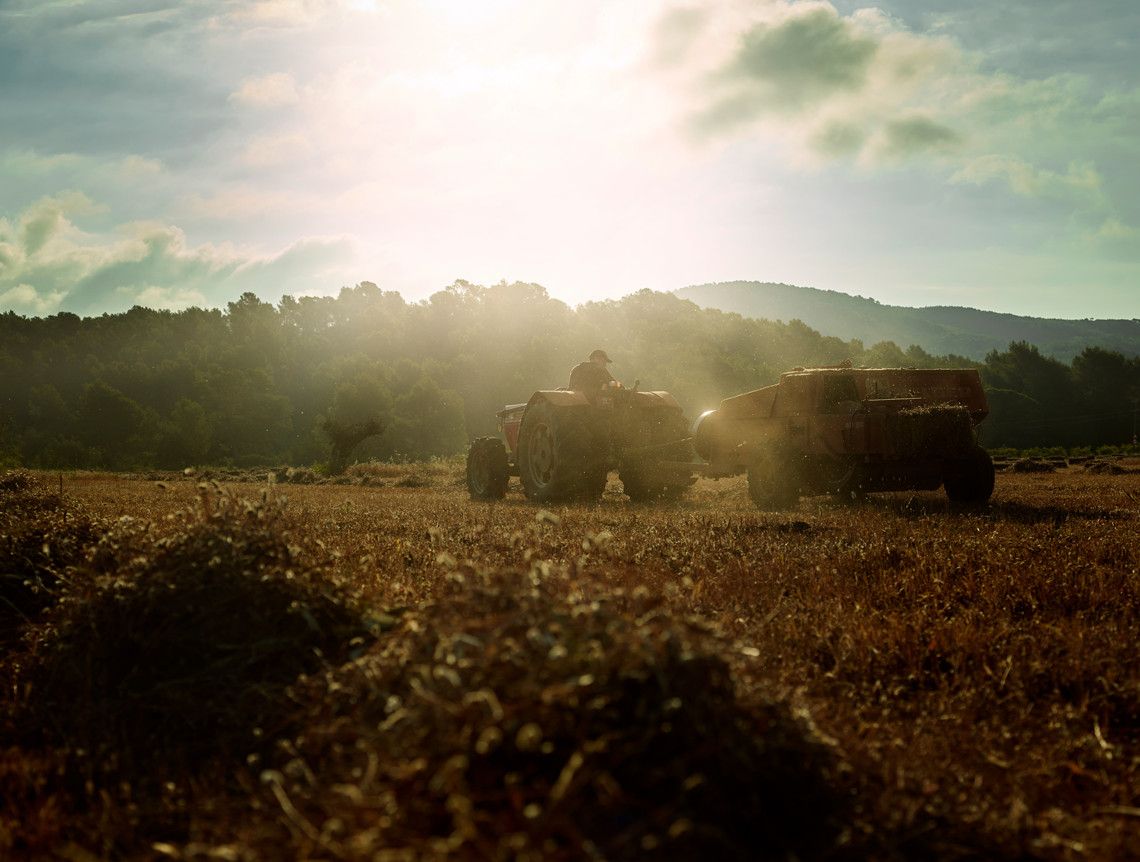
[252,568,847,860]
[1084,460,1125,475]
[282,466,324,484]
[20,491,373,775]
[1008,459,1056,473]
[0,471,103,643]
[888,405,974,459]
[394,472,430,488]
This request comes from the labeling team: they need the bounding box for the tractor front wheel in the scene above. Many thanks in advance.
[466,437,509,500]
[518,402,606,504]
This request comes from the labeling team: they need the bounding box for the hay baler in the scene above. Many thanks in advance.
[692,366,995,509]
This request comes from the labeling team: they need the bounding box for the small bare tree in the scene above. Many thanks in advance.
[322,417,385,475]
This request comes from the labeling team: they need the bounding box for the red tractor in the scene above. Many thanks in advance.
[466,385,694,504]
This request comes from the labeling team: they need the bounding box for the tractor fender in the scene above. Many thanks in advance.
[527,390,591,409]
[633,390,683,412]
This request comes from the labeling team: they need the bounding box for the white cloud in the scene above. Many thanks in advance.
[240,132,314,168]
[1095,217,1140,241]
[221,1,323,27]
[0,283,67,315]
[229,72,301,107]
[951,156,1105,207]
[216,0,374,28]
[1085,217,1140,259]
[0,195,357,316]
[650,0,1139,241]
[659,1,964,155]
[182,187,312,220]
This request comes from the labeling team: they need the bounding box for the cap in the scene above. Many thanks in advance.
[589,349,612,363]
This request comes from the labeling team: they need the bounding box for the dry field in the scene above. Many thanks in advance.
[2,461,1139,860]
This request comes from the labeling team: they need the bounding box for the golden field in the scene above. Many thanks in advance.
[2,462,1139,860]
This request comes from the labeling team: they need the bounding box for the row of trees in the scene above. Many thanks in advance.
[1,281,1136,470]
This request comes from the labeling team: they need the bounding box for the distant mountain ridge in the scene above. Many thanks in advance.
[674,281,1139,362]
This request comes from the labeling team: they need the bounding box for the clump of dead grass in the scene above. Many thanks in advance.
[16,489,374,778]
[1006,458,1057,473]
[234,566,848,860]
[1084,459,1127,475]
[347,457,464,488]
[0,470,103,643]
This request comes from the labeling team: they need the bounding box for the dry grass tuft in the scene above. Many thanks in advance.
[230,566,847,859]
[1006,458,1057,473]
[0,470,104,643]
[1084,460,1128,475]
[14,489,374,778]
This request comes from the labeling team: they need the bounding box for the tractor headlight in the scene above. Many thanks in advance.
[691,409,719,461]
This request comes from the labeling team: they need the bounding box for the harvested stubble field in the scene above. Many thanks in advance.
[2,462,1139,861]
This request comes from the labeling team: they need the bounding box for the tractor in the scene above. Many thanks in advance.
[466,384,694,503]
[692,365,996,509]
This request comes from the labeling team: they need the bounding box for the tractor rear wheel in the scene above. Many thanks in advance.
[518,401,606,503]
[944,445,995,504]
[747,455,800,511]
[466,437,509,500]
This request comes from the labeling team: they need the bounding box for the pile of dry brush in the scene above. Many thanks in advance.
[1,472,864,860]
[0,471,104,643]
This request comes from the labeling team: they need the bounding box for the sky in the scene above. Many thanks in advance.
[0,0,1137,320]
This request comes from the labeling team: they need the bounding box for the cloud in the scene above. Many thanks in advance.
[0,283,67,316]
[1095,217,1140,241]
[712,6,877,116]
[215,0,370,28]
[229,72,301,108]
[652,5,710,67]
[1085,217,1140,259]
[1,150,167,187]
[661,2,980,166]
[183,187,312,220]
[653,0,1137,231]
[0,194,356,316]
[877,114,962,158]
[808,120,865,157]
[951,156,1105,207]
[240,132,314,168]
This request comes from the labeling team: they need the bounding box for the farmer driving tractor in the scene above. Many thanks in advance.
[568,348,619,402]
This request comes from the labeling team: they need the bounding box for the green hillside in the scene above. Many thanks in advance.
[676,282,1140,362]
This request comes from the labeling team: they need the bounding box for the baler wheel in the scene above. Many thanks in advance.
[944,445,995,505]
[747,455,801,511]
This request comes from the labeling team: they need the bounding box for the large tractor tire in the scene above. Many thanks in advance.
[466,437,509,501]
[517,401,606,504]
[747,454,801,511]
[944,445,995,504]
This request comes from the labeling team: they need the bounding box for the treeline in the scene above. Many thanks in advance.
[0,281,1137,470]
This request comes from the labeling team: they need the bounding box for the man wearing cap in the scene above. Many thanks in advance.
[568,349,616,401]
